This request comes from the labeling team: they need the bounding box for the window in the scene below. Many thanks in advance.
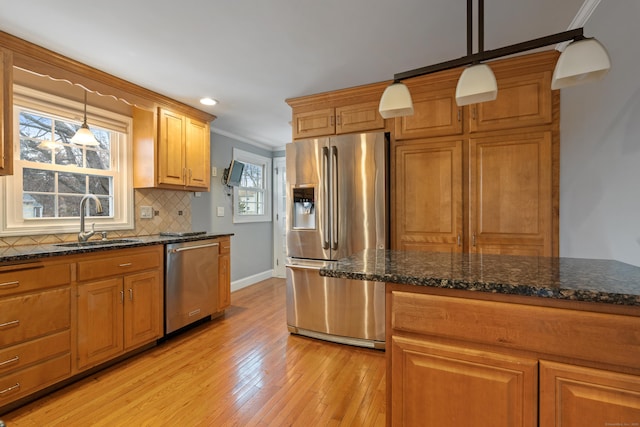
[233,148,272,223]
[0,86,133,236]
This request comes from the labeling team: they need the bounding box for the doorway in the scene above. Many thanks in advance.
[273,157,286,277]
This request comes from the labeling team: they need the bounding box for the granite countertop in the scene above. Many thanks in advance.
[0,232,233,264]
[319,249,640,306]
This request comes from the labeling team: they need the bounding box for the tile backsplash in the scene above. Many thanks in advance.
[0,188,192,248]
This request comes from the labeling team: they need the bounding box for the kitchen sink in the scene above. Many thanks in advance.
[54,239,140,248]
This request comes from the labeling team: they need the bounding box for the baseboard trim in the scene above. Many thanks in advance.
[231,269,274,292]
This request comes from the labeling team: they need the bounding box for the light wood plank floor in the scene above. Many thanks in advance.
[2,278,386,426]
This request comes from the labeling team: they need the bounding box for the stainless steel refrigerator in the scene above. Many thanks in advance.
[285,132,388,349]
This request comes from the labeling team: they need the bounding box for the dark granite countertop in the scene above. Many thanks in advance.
[319,249,640,306]
[0,232,233,264]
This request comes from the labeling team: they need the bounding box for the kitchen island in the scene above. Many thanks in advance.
[320,250,640,427]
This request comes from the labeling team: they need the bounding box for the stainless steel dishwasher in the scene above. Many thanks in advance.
[165,238,219,334]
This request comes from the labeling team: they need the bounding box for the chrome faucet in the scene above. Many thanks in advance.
[78,194,103,242]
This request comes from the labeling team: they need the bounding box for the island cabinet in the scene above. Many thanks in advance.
[0,47,13,176]
[217,236,231,312]
[76,246,163,370]
[387,286,640,427]
[0,259,72,408]
[286,81,390,140]
[133,106,213,191]
[392,50,559,257]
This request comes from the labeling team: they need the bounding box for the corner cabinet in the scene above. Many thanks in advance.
[0,47,13,176]
[76,246,163,370]
[133,106,214,191]
[387,285,640,427]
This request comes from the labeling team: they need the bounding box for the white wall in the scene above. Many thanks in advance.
[560,0,640,266]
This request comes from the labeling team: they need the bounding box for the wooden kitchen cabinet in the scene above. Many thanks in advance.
[0,259,72,409]
[0,47,13,176]
[287,81,389,140]
[394,139,463,253]
[391,51,559,257]
[469,131,552,256]
[387,286,640,427]
[217,238,231,312]
[540,360,640,427]
[76,246,163,370]
[133,106,213,191]
[391,336,538,427]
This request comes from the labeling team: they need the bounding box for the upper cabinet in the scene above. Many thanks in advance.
[133,107,211,191]
[287,82,389,141]
[0,48,13,176]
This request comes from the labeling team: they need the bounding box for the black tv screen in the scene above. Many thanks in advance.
[225,160,245,186]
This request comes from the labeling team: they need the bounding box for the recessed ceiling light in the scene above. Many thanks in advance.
[200,97,218,106]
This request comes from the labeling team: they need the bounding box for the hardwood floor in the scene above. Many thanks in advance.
[2,278,386,426]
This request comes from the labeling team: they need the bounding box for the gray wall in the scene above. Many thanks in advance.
[191,132,275,282]
[560,0,640,266]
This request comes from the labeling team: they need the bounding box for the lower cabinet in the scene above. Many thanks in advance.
[76,246,163,371]
[391,336,537,427]
[217,236,231,312]
[539,360,640,427]
[387,286,640,427]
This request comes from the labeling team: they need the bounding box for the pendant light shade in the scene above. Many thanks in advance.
[551,38,611,90]
[378,82,414,119]
[71,91,99,146]
[455,63,498,106]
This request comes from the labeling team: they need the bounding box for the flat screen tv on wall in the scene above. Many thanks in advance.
[223,160,245,186]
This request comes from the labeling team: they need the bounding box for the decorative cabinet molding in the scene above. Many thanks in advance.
[0,47,13,176]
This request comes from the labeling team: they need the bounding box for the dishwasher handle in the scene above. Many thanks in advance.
[168,242,219,253]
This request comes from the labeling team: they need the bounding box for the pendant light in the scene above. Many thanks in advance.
[379,0,610,117]
[71,91,99,146]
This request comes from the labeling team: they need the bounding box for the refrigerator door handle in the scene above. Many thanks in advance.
[322,146,330,250]
[331,145,338,250]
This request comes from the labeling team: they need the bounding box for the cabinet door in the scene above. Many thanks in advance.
[469,131,552,256]
[0,48,13,176]
[395,85,462,140]
[185,117,210,189]
[335,101,384,135]
[217,253,231,311]
[158,108,186,186]
[540,360,640,427]
[123,271,162,350]
[292,108,335,139]
[391,336,538,427]
[469,71,552,133]
[394,139,463,253]
[77,278,124,369]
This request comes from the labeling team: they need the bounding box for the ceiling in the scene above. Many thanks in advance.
[0,0,588,149]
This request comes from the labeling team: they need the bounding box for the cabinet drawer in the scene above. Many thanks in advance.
[219,237,231,254]
[0,353,71,404]
[0,262,71,297]
[0,330,70,375]
[77,247,162,282]
[0,287,70,347]
[391,291,640,369]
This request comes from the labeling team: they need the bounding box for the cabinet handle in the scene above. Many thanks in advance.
[129,288,133,301]
[0,280,19,289]
[336,115,341,126]
[472,233,476,247]
[0,320,19,329]
[120,290,124,303]
[472,106,477,120]
[0,383,20,396]
[457,108,461,122]
[0,355,19,368]
[119,263,132,267]
[457,234,461,246]
[330,115,335,126]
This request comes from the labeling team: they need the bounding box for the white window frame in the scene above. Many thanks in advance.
[232,148,272,224]
[0,85,134,237]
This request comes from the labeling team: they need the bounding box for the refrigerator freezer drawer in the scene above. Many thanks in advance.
[286,264,385,348]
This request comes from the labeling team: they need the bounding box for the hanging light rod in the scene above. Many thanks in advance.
[392,27,584,83]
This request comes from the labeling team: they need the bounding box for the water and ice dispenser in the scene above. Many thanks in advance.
[292,187,315,229]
